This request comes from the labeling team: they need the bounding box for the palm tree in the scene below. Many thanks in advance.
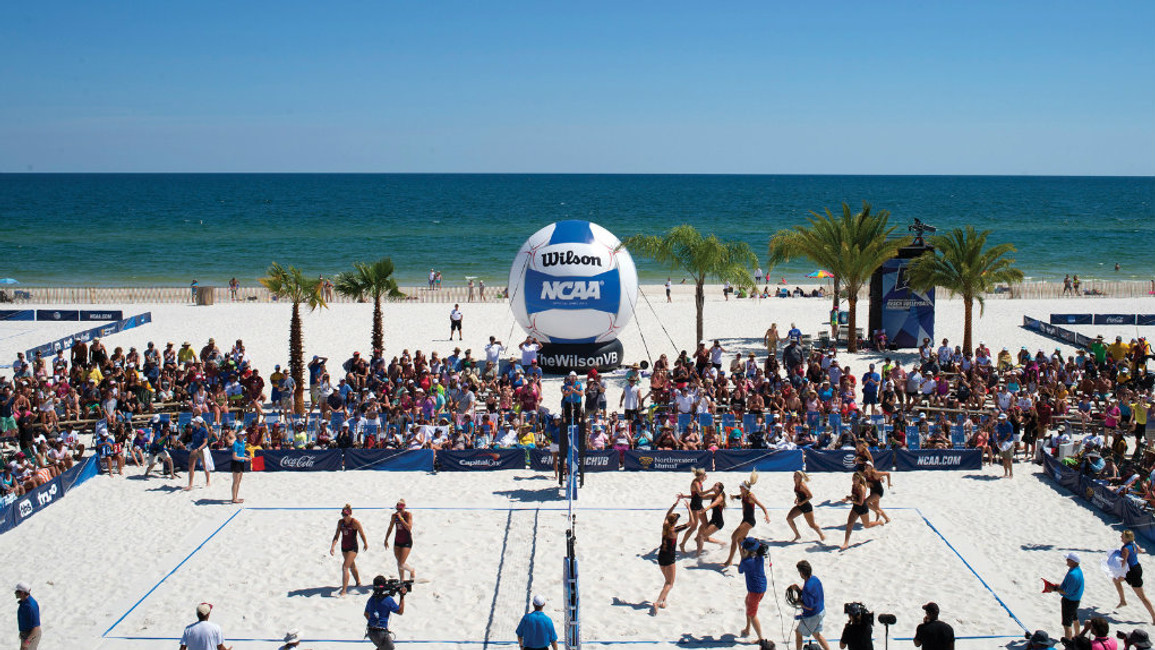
[333,257,404,353]
[768,202,910,352]
[260,262,327,414]
[904,225,1024,355]
[620,225,756,345]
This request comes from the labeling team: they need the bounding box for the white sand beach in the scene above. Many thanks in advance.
[2,289,1154,649]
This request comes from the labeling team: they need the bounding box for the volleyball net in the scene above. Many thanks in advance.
[563,425,581,650]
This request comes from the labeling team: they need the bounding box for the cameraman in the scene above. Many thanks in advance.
[839,603,873,650]
[364,575,406,650]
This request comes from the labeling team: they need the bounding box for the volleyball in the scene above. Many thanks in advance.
[508,220,638,344]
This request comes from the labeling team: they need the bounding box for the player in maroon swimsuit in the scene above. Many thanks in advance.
[329,504,368,597]
[384,499,416,581]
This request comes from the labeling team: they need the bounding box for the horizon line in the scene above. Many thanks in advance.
[2,171,1153,178]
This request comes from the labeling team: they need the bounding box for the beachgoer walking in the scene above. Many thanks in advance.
[384,500,416,581]
[14,582,40,650]
[786,471,825,542]
[330,504,368,597]
[724,473,770,566]
[738,538,768,644]
[913,602,954,650]
[1063,274,1073,296]
[1044,552,1084,639]
[179,602,230,650]
[449,304,463,340]
[478,279,485,300]
[365,575,406,650]
[666,277,672,302]
[1115,530,1155,623]
[652,497,691,615]
[765,323,780,356]
[516,595,559,650]
[467,279,475,302]
[190,279,199,304]
[229,277,239,301]
[428,269,435,290]
[791,561,831,650]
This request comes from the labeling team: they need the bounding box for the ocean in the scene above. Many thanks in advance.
[1,174,1151,287]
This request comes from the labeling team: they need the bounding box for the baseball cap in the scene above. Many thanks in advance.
[533,595,546,607]
[14,582,30,594]
[196,602,213,617]
[1128,630,1153,649]
[922,602,939,616]
[1065,552,1081,564]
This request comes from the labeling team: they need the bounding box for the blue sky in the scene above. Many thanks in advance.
[1,1,1152,174]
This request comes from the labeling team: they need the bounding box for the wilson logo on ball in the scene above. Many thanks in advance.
[541,251,604,268]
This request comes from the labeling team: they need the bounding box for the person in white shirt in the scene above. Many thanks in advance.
[519,337,541,369]
[485,337,506,366]
[180,602,230,650]
[449,304,464,341]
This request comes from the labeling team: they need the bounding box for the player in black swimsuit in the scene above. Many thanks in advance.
[724,472,770,567]
[679,468,716,552]
[384,499,416,581]
[694,482,728,559]
[841,473,882,551]
[786,471,825,543]
[653,497,691,615]
[864,463,892,524]
[329,504,368,596]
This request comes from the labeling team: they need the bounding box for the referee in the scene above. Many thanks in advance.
[516,595,558,650]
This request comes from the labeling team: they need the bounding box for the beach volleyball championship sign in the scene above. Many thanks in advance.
[509,220,638,373]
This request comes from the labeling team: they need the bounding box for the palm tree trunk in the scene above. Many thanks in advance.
[372,294,383,352]
[962,295,974,356]
[832,277,840,312]
[847,294,859,353]
[290,301,305,414]
[695,278,705,345]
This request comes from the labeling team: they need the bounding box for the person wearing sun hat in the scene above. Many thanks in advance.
[179,601,229,650]
[278,628,309,649]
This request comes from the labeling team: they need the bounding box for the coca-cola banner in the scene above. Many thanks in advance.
[257,449,344,472]
[345,449,434,472]
[437,449,525,471]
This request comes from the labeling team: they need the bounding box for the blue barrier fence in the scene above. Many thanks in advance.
[0,455,99,536]
[1042,453,1155,545]
[25,312,152,360]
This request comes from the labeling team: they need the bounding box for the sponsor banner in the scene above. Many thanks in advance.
[257,449,343,472]
[1050,314,1093,325]
[12,476,64,528]
[36,309,79,322]
[26,311,152,361]
[623,450,713,472]
[170,449,235,472]
[1095,314,1137,326]
[345,449,434,472]
[893,449,980,471]
[60,455,99,493]
[80,310,123,321]
[1022,316,1095,349]
[1043,454,1155,545]
[579,450,619,472]
[878,256,935,349]
[537,339,623,374]
[805,449,895,472]
[0,310,34,321]
[1138,315,1155,327]
[714,449,804,472]
[437,449,525,471]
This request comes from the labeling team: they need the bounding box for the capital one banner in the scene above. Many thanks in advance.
[879,258,934,349]
[256,449,343,472]
[623,450,712,472]
[437,449,525,471]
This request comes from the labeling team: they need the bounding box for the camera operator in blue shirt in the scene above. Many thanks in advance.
[364,575,406,650]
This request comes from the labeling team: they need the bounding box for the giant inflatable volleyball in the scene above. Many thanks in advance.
[509,220,638,373]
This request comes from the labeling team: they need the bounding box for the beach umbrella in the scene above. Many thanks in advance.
[805,270,835,279]
[0,278,18,285]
